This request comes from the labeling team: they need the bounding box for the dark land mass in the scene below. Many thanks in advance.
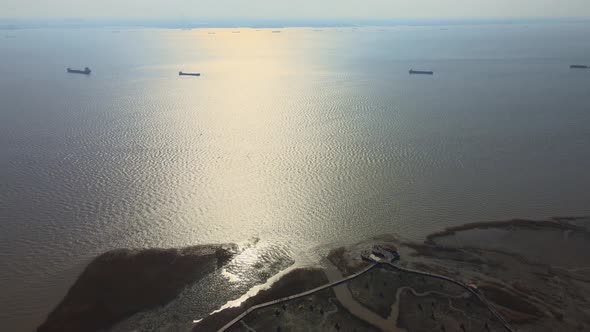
[425,217,590,244]
[38,244,236,332]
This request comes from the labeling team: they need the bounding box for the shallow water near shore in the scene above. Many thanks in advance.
[433,225,590,269]
[2,24,590,330]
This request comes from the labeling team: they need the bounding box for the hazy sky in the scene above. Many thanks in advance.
[3,0,590,18]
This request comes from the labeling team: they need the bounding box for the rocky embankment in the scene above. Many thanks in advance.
[38,244,236,332]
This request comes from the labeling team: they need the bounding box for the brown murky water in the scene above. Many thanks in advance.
[1,25,590,330]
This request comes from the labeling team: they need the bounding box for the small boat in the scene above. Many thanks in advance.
[409,69,434,75]
[67,67,91,75]
[179,71,201,77]
[570,65,588,69]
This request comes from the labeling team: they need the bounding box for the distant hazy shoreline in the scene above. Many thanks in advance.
[2,16,590,30]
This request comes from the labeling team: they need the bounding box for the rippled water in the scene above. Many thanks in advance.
[1,24,590,331]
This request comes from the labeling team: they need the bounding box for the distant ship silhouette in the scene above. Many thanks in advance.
[179,71,201,76]
[409,69,434,75]
[67,67,91,75]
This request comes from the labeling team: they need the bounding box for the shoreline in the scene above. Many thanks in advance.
[425,216,590,244]
[194,217,590,331]
[39,216,590,331]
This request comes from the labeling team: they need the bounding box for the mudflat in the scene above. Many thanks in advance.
[38,244,237,332]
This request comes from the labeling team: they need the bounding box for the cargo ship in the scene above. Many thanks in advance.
[409,69,434,75]
[67,67,91,75]
[179,71,201,76]
[570,65,588,69]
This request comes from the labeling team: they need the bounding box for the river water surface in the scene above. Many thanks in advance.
[1,24,590,331]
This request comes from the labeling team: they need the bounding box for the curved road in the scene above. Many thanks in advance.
[216,263,377,332]
[215,261,514,332]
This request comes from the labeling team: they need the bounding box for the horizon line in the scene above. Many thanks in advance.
[2,16,589,29]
